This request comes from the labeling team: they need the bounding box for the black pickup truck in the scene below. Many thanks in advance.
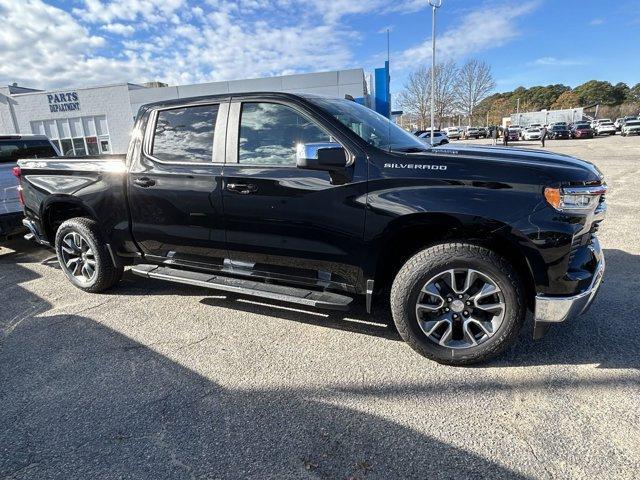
[15,93,606,364]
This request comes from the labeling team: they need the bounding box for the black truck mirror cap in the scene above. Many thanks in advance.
[296,142,347,171]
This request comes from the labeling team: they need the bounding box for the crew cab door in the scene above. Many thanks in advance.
[221,98,367,290]
[128,100,229,269]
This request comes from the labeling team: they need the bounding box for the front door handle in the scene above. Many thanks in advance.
[226,182,258,194]
[133,177,156,188]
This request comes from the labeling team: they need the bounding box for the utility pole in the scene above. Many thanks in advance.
[428,0,442,145]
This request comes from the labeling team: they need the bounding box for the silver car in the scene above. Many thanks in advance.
[1,135,59,240]
[418,131,449,146]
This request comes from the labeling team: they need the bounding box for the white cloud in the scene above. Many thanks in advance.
[0,0,515,92]
[395,1,540,69]
[72,0,186,24]
[530,57,586,67]
[0,0,385,90]
[101,23,135,36]
[589,18,604,26]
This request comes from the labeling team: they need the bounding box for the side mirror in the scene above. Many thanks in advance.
[296,142,347,172]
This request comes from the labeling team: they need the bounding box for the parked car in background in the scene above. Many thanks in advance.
[595,121,616,136]
[1,134,59,241]
[507,125,522,138]
[549,125,571,139]
[591,118,612,129]
[462,127,481,139]
[522,127,542,140]
[443,127,461,139]
[506,128,520,141]
[614,118,625,131]
[417,131,449,146]
[14,91,608,365]
[621,120,640,136]
[571,124,594,139]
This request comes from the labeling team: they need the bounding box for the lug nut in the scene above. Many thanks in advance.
[453,314,458,319]
[447,297,452,303]
[463,310,469,316]
[458,294,463,299]
[444,307,450,312]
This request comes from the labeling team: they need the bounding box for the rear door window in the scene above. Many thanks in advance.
[151,104,219,163]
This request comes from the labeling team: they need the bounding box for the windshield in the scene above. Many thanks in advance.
[576,125,590,130]
[626,121,640,126]
[307,97,428,152]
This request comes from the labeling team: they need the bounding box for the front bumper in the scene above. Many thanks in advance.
[533,249,605,339]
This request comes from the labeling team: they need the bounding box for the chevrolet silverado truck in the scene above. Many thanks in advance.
[14,93,607,365]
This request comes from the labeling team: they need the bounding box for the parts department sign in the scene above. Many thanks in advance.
[47,92,80,113]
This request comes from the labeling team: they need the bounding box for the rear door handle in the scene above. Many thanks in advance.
[226,182,258,194]
[133,177,156,188]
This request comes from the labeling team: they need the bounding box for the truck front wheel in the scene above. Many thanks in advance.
[390,243,525,365]
[55,217,124,293]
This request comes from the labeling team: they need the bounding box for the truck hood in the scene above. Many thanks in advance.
[413,144,604,184]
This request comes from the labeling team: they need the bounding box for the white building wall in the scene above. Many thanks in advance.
[8,84,135,154]
[128,69,367,118]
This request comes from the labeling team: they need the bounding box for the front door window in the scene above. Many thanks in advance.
[239,102,331,166]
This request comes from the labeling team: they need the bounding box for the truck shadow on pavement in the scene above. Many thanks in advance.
[1,263,529,480]
[494,248,639,370]
[199,248,639,371]
[4,239,637,370]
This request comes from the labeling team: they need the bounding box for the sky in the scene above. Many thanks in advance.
[0,0,638,103]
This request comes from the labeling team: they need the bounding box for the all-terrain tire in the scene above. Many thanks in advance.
[390,243,526,365]
[55,217,124,293]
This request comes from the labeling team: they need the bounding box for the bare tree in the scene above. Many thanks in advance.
[455,59,496,125]
[397,66,430,130]
[397,61,459,129]
[432,61,459,128]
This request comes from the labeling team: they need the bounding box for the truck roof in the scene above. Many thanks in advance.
[140,91,329,111]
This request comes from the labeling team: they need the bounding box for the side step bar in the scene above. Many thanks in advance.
[131,264,353,311]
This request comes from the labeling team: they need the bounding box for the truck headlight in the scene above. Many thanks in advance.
[544,185,607,212]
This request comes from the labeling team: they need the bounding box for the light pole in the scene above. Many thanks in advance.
[428,0,442,146]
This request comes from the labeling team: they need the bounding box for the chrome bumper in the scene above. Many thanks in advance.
[533,254,605,337]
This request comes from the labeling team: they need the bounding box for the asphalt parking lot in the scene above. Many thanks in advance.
[1,134,638,479]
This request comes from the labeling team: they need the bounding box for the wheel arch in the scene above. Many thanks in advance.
[41,196,99,244]
[370,212,538,311]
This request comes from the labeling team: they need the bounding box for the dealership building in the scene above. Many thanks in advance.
[0,64,390,156]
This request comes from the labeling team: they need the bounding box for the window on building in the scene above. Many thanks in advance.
[151,105,219,163]
[239,102,330,166]
[30,115,110,157]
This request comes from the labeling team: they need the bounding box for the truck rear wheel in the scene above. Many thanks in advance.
[390,243,525,365]
[55,217,123,293]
